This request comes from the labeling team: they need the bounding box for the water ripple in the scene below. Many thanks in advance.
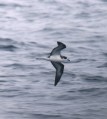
[0,44,17,51]
[82,75,107,82]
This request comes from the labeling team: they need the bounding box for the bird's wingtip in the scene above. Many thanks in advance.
[54,82,57,86]
[57,41,62,45]
[54,80,59,86]
[57,41,66,48]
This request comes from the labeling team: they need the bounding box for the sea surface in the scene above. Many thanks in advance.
[0,0,107,119]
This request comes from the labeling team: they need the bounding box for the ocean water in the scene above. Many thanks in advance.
[0,0,107,119]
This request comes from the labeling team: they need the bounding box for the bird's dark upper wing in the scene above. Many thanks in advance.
[49,41,66,56]
[51,61,64,86]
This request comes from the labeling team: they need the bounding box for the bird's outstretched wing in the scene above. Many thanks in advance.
[51,61,64,86]
[49,41,66,56]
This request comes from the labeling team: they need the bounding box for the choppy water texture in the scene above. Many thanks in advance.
[0,0,107,119]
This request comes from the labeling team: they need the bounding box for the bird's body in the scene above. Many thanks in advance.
[49,55,66,62]
[37,41,70,86]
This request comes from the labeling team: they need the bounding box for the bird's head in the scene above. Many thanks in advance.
[61,56,70,62]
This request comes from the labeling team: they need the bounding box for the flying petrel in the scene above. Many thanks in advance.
[48,41,70,86]
[37,41,70,86]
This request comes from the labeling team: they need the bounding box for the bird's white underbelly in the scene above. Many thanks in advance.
[49,55,63,62]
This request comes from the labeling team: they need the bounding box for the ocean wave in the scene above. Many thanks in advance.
[4,63,37,70]
[78,87,100,93]
[103,53,107,57]
[0,44,17,51]
[31,113,61,118]
[0,37,15,43]
[101,0,107,3]
[97,63,107,68]
[0,38,37,52]
[0,3,27,8]
[82,75,107,82]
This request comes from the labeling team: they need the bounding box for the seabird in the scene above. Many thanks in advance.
[37,41,70,86]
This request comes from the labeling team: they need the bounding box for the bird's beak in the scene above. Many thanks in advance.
[67,59,70,62]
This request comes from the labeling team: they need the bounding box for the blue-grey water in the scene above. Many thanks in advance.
[0,0,107,119]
